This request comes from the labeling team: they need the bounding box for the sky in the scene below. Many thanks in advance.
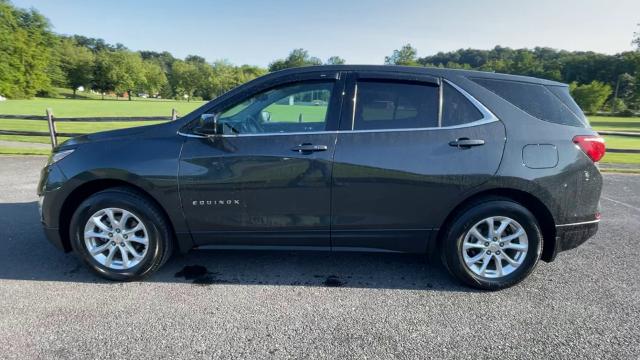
[11,0,640,67]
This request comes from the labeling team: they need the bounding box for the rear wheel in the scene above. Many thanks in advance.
[441,199,542,290]
[69,187,173,281]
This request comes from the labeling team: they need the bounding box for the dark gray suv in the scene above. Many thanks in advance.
[38,65,605,290]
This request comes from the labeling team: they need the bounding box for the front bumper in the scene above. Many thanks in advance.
[547,220,599,261]
[38,162,70,252]
[42,225,66,251]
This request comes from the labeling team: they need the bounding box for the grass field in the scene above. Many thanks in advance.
[1,97,639,168]
[264,104,327,122]
[589,117,640,165]
[0,97,204,118]
[0,119,165,144]
[600,152,640,164]
[589,116,640,133]
[602,135,640,149]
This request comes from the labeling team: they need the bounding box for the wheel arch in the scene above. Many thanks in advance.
[57,179,179,253]
[434,187,557,262]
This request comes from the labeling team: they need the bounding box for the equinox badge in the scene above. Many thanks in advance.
[192,199,241,206]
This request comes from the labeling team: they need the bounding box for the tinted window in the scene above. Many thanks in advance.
[472,78,586,127]
[215,81,334,134]
[547,86,589,126]
[442,82,483,127]
[354,81,438,130]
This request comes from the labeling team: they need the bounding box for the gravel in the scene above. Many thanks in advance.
[0,156,638,359]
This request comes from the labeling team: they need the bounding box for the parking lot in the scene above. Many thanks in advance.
[0,155,638,359]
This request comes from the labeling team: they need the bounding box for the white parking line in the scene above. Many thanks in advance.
[601,196,640,213]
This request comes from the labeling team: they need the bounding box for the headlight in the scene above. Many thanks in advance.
[48,149,75,165]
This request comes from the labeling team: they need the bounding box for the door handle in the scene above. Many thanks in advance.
[291,144,328,153]
[449,138,485,148]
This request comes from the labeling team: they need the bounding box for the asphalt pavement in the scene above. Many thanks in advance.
[0,156,638,359]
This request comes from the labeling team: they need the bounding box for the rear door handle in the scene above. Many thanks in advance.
[449,138,485,148]
[291,144,328,152]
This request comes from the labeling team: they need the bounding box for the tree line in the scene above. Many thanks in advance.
[385,42,640,114]
[1,0,639,114]
[0,1,344,101]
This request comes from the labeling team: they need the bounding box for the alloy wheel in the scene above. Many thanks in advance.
[83,208,149,270]
[461,216,528,279]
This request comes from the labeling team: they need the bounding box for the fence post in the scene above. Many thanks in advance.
[171,108,178,121]
[46,108,57,148]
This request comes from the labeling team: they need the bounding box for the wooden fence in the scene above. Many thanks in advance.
[1,109,639,155]
[0,108,178,148]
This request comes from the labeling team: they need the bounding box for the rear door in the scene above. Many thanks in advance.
[330,72,506,253]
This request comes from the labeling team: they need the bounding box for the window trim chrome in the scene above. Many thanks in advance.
[443,79,498,126]
[177,79,500,139]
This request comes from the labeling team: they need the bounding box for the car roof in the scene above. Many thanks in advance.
[267,65,567,87]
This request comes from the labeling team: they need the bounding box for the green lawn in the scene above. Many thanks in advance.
[0,103,326,144]
[264,104,328,122]
[1,98,640,169]
[599,152,640,165]
[603,135,640,149]
[0,97,204,118]
[0,96,204,145]
[0,146,50,155]
[589,117,640,165]
[589,116,640,133]
[0,119,165,144]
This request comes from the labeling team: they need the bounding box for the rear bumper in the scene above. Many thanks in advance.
[546,220,599,261]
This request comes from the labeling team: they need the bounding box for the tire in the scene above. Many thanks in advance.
[441,198,542,290]
[69,187,173,281]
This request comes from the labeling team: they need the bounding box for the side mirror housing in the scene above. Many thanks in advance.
[193,113,222,136]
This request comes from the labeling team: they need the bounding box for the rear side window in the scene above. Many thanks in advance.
[547,86,589,126]
[472,78,586,127]
[442,82,483,127]
[354,81,438,130]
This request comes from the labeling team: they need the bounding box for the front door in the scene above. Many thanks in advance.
[179,73,344,248]
[330,73,506,253]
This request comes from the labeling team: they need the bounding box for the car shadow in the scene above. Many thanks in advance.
[0,201,473,292]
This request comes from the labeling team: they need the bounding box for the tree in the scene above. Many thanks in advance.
[326,56,346,65]
[268,48,322,72]
[0,0,57,98]
[204,61,266,99]
[633,24,640,51]
[58,38,94,97]
[140,60,167,96]
[92,50,145,100]
[385,44,419,66]
[171,60,206,101]
[92,51,116,99]
[570,81,613,113]
[71,35,126,53]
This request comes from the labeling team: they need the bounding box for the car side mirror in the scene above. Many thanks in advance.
[261,111,271,123]
[193,113,222,136]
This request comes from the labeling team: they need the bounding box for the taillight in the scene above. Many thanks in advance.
[573,135,606,162]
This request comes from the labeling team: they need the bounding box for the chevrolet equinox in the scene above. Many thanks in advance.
[38,65,605,290]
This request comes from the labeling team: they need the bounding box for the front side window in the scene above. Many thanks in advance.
[213,81,334,135]
[353,81,439,130]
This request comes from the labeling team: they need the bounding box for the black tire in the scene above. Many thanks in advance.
[441,198,542,290]
[69,187,173,281]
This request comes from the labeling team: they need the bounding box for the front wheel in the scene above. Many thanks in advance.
[69,187,173,281]
[441,199,543,290]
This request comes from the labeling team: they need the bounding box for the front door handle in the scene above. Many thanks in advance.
[449,138,485,148]
[291,144,328,153]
